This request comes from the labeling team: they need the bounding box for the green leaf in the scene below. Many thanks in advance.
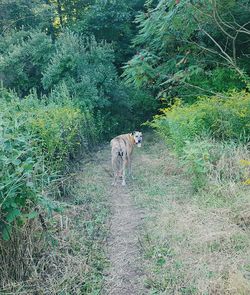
[25,211,38,219]
[2,225,12,241]
[6,208,21,223]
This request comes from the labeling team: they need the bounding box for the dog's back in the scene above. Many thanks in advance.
[110,134,134,158]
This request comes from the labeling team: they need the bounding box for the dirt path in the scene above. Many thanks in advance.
[80,134,250,295]
[103,183,145,294]
[100,134,167,295]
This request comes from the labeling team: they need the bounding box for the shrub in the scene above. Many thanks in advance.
[0,91,96,240]
[0,30,54,96]
[182,139,250,191]
[0,108,42,240]
[151,91,250,153]
[150,90,250,191]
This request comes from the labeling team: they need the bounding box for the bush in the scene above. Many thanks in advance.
[0,90,96,240]
[0,30,54,96]
[151,90,250,191]
[182,139,250,191]
[151,91,250,153]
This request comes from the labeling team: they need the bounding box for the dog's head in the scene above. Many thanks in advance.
[132,131,142,147]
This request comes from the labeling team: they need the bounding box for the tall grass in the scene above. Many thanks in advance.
[150,91,250,191]
[0,87,103,288]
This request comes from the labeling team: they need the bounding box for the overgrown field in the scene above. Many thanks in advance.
[150,91,250,190]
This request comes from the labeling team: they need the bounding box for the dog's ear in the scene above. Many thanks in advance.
[131,131,135,135]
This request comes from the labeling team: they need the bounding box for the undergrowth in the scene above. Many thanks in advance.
[0,154,110,294]
[0,86,107,293]
[150,90,250,191]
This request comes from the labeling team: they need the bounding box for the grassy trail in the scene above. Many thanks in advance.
[83,133,249,295]
[90,133,190,294]
[1,133,248,294]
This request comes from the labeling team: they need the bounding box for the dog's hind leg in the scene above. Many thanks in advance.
[121,156,127,186]
[117,156,123,178]
[111,155,119,186]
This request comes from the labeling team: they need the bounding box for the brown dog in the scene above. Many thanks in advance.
[110,131,142,186]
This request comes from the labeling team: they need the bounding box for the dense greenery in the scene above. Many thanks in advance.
[0,0,157,241]
[0,0,249,292]
[0,88,97,239]
[123,0,250,100]
[150,91,250,189]
[123,0,250,193]
[151,91,250,151]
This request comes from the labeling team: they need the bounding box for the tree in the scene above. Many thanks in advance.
[122,0,250,101]
[0,30,54,96]
[0,0,54,33]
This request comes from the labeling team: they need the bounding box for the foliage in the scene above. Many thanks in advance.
[48,0,145,66]
[0,89,97,240]
[0,0,54,32]
[151,91,250,152]
[150,90,250,190]
[42,30,157,137]
[181,139,249,191]
[0,30,54,96]
[123,0,250,100]
[0,1,156,138]
[0,102,42,240]
[72,0,132,65]
[42,31,116,109]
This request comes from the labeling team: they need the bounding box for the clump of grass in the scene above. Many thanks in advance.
[182,139,250,192]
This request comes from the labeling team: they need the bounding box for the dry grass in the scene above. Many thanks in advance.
[130,134,250,295]
[1,133,249,294]
[144,203,250,294]
[209,143,250,183]
[0,205,107,294]
[0,154,111,295]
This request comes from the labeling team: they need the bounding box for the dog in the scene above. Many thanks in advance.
[110,131,142,186]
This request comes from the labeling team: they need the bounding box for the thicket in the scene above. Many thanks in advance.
[123,0,250,99]
[0,0,157,239]
[151,91,250,151]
